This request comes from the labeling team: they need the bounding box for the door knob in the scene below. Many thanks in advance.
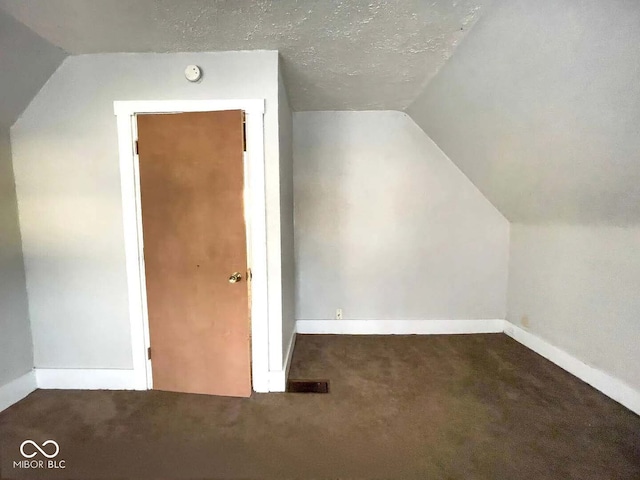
[228,272,242,283]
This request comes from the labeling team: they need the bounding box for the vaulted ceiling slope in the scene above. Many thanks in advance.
[407,0,640,225]
[0,9,67,128]
[0,0,492,111]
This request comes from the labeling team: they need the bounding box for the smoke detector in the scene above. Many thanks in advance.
[185,65,202,82]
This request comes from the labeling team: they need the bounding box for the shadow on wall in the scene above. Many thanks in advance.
[406,0,640,225]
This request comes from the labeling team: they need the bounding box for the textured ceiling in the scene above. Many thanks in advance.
[0,0,492,111]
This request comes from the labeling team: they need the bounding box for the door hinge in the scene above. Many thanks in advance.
[242,113,247,152]
[135,140,139,155]
[147,347,151,360]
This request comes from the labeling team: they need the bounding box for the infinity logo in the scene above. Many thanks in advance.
[20,440,60,459]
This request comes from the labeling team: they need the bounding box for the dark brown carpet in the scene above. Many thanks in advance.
[1,334,639,479]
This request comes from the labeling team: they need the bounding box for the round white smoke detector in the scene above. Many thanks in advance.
[185,65,202,82]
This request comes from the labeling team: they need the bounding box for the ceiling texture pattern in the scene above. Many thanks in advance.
[0,0,492,111]
[2,0,638,225]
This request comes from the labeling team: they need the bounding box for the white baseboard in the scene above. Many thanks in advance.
[504,323,640,416]
[295,318,640,415]
[0,371,37,412]
[35,368,142,390]
[16,323,638,416]
[296,319,505,335]
[267,328,297,393]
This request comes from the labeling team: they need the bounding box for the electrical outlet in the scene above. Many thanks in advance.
[336,308,343,320]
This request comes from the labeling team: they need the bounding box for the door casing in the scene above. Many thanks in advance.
[114,100,270,393]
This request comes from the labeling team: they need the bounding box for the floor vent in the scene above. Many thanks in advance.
[287,379,330,394]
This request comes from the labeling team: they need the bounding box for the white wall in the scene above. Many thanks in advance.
[278,59,296,363]
[11,51,284,370]
[0,9,67,128]
[293,111,509,322]
[0,128,32,386]
[507,225,640,392]
[407,0,640,225]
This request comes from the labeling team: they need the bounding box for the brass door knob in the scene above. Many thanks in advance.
[228,272,242,283]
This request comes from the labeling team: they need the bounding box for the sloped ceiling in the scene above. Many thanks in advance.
[0,0,492,111]
[408,0,640,225]
[2,0,638,225]
[0,9,67,128]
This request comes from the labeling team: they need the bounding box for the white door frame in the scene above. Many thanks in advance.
[114,99,270,393]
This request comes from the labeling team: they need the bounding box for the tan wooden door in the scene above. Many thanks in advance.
[136,110,251,397]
